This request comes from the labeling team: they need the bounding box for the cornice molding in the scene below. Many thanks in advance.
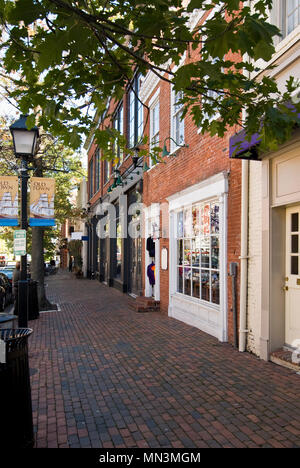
[139,71,161,104]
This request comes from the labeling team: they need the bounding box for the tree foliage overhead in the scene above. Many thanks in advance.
[0,0,299,154]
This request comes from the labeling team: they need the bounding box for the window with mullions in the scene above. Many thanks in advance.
[113,104,124,165]
[176,201,220,305]
[95,149,100,193]
[128,74,144,148]
[149,99,160,167]
[171,89,184,152]
[112,203,122,280]
[89,158,94,199]
[271,0,300,42]
[103,159,110,185]
[283,0,300,37]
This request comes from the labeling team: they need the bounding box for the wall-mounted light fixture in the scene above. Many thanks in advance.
[131,147,150,172]
[162,137,189,157]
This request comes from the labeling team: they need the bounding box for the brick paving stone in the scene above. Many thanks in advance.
[28,271,300,448]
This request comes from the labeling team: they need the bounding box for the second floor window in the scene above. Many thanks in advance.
[149,98,160,168]
[271,0,300,42]
[95,149,100,193]
[128,74,144,148]
[113,104,124,165]
[283,0,300,37]
[89,158,94,199]
[171,89,184,152]
[103,159,110,185]
[150,100,160,149]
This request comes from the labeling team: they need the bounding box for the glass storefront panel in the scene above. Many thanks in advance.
[211,236,219,269]
[177,239,183,265]
[184,207,192,238]
[177,211,184,238]
[201,237,210,268]
[184,239,191,266]
[200,204,210,236]
[210,202,220,234]
[201,269,210,302]
[192,237,200,267]
[192,268,200,298]
[211,270,220,305]
[177,267,183,293]
[176,199,220,306]
[184,267,191,295]
[192,205,200,237]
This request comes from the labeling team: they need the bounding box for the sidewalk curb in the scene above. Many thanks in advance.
[39,303,61,314]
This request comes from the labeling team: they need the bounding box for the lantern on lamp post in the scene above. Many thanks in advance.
[10,114,39,327]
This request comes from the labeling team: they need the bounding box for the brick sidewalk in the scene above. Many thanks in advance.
[28,271,300,448]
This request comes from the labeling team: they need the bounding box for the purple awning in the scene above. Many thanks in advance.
[229,104,300,160]
[229,130,261,160]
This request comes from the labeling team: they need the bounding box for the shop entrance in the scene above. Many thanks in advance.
[285,205,300,347]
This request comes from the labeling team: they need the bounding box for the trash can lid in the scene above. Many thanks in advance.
[0,328,33,343]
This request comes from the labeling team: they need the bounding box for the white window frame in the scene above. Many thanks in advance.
[175,200,221,305]
[144,203,160,301]
[149,89,160,168]
[170,87,185,153]
[128,74,144,149]
[113,104,124,166]
[271,0,300,42]
[168,172,228,342]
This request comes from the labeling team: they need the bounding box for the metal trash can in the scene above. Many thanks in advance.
[0,328,34,448]
[28,280,39,321]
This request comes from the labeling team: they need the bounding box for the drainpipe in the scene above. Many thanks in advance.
[230,262,238,348]
[239,159,249,352]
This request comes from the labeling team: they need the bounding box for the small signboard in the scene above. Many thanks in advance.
[14,229,26,256]
[161,247,168,270]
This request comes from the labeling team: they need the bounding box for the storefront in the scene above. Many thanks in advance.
[168,172,228,342]
[88,177,143,296]
[260,132,300,359]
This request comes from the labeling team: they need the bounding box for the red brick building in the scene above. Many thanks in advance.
[84,10,242,346]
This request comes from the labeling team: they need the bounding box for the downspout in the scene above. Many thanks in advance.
[239,159,249,352]
[239,0,251,351]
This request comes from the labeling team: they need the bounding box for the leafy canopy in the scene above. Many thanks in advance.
[0,0,299,155]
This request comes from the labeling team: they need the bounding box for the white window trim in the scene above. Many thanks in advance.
[144,203,160,301]
[167,172,228,342]
[251,1,300,79]
[170,86,185,154]
[149,91,160,168]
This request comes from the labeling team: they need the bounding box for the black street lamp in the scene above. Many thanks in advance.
[10,115,39,327]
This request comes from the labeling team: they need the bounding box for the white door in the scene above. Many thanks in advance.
[285,206,300,347]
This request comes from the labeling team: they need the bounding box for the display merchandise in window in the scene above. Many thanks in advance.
[176,200,220,305]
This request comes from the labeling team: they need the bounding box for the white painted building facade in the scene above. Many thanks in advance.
[244,2,300,361]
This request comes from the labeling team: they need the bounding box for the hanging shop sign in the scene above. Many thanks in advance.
[0,176,19,226]
[29,177,56,226]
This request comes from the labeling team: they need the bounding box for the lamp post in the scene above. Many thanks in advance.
[10,115,39,327]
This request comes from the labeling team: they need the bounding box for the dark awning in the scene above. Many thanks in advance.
[230,104,300,160]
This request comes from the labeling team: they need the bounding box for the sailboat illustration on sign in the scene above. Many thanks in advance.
[30,193,54,218]
[0,192,18,218]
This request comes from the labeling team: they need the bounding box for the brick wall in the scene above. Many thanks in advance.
[142,76,242,341]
